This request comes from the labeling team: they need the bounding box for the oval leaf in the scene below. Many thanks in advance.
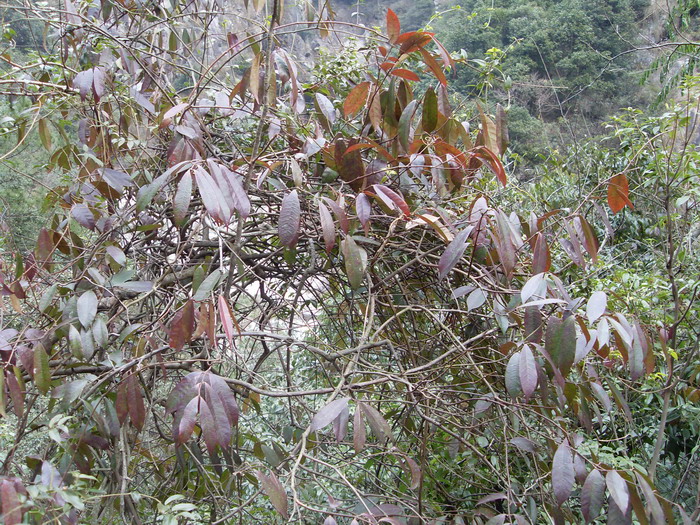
[278,190,301,248]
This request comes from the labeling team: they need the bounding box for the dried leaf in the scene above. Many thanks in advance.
[608,173,633,214]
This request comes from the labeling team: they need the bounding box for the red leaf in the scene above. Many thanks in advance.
[169,300,195,350]
[126,373,145,431]
[552,441,574,505]
[386,9,400,44]
[532,232,551,274]
[373,184,410,217]
[343,82,370,117]
[218,295,239,351]
[278,190,301,248]
[390,68,420,82]
[35,228,54,269]
[607,173,633,213]
[353,407,366,453]
[472,146,507,186]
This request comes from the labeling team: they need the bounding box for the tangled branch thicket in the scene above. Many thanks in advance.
[0,0,696,523]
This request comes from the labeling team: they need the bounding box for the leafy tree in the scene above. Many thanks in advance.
[0,2,695,525]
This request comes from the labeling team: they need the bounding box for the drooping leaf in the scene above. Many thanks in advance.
[278,190,301,248]
[38,119,52,151]
[360,402,392,442]
[586,291,607,324]
[510,437,537,454]
[169,300,195,350]
[318,200,336,253]
[177,396,199,445]
[552,441,575,506]
[606,470,630,515]
[532,232,551,274]
[34,344,51,395]
[218,295,239,350]
[518,345,538,398]
[310,398,349,433]
[422,87,438,133]
[581,469,606,523]
[608,173,633,213]
[391,68,420,82]
[356,193,371,232]
[545,316,576,377]
[505,353,521,397]
[373,184,410,217]
[315,93,336,126]
[398,100,418,151]
[342,237,366,290]
[192,269,222,302]
[437,227,472,279]
[71,203,95,230]
[257,470,288,519]
[77,290,97,328]
[353,407,366,453]
[173,172,193,226]
[126,372,146,431]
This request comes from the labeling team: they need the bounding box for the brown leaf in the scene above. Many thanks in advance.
[607,173,633,214]
[256,470,288,519]
[344,82,370,117]
[169,300,195,350]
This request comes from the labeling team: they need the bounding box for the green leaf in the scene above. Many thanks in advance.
[34,343,51,394]
[192,269,222,302]
[422,88,438,133]
[342,237,366,290]
[398,99,418,151]
[545,316,576,377]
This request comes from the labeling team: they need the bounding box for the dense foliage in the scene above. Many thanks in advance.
[0,1,697,525]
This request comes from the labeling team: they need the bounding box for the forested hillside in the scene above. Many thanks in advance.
[0,0,698,523]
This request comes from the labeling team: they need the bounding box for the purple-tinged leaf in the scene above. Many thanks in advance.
[477,493,507,506]
[256,470,288,519]
[353,407,366,453]
[106,246,126,267]
[71,203,96,230]
[438,227,473,279]
[92,67,106,101]
[607,494,632,524]
[310,398,349,433]
[590,382,612,412]
[360,402,392,442]
[278,190,301,248]
[218,295,238,351]
[0,479,22,525]
[519,345,538,398]
[177,396,199,445]
[606,470,629,515]
[194,166,230,224]
[356,193,371,233]
[586,291,607,324]
[6,372,23,418]
[373,184,410,217]
[324,517,338,525]
[635,473,665,525]
[552,441,575,506]
[404,456,421,490]
[77,290,97,328]
[524,306,543,343]
[318,200,336,253]
[581,469,605,523]
[510,437,537,453]
[333,404,349,442]
[73,69,94,101]
[322,197,349,234]
[126,373,145,431]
